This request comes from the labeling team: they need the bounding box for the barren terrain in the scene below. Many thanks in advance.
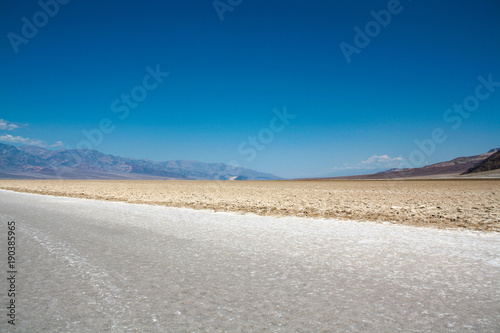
[0,179,498,232]
[1,190,499,332]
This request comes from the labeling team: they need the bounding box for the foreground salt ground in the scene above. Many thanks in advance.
[0,190,499,332]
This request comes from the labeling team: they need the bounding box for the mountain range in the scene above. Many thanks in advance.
[330,148,500,180]
[0,143,281,180]
[2,143,499,181]
[462,150,500,175]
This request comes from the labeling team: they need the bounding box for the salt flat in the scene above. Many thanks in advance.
[0,179,499,231]
[0,189,499,332]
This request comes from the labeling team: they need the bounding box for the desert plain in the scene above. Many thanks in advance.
[0,178,498,232]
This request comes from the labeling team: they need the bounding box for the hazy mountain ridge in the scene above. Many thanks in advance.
[0,143,281,180]
[331,148,499,180]
[462,150,500,175]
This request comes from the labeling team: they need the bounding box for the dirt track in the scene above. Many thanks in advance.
[0,179,498,231]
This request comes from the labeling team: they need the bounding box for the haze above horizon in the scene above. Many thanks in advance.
[1,1,499,178]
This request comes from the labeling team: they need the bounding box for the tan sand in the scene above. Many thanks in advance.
[0,179,498,232]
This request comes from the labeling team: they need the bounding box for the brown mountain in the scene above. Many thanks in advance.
[333,148,499,180]
[461,150,500,175]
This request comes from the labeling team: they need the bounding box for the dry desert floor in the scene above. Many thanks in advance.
[1,179,499,232]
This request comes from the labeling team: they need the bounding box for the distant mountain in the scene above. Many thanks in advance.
[461,150,500,175]
[17,145,58,159]
[0,143,281,180]
[0,143,41,169]
[330,148,499,180]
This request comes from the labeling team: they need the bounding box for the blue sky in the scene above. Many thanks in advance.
[1,0,499,178]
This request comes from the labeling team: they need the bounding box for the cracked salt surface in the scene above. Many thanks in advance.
[0,189,499,332]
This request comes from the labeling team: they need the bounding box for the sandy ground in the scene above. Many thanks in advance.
[0,179,498,232]
[1,190,499,332]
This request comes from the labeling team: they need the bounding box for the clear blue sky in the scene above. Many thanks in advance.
[1,0,499,178]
